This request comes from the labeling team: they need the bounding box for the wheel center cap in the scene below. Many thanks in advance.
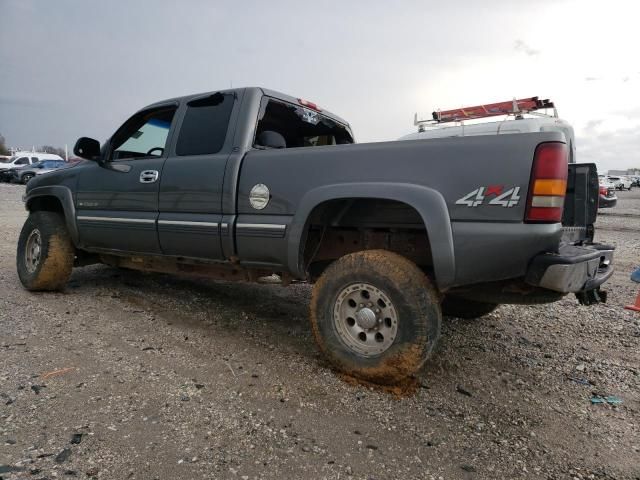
[355,307,377,329]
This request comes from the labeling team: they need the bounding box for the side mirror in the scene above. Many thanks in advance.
[73,137,101,161]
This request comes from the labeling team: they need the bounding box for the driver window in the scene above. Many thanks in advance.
[15,157,29,165]
[111,107,177,161]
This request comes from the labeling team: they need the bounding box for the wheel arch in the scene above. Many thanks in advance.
[24,185,79,246]
[287,182,456,289]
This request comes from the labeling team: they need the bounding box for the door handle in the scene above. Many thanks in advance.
[139,170,159,183]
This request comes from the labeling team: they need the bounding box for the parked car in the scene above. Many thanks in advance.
[7,160,68,184]
[0,152,64,181]
[16,87,614,384]
[606,175,632,190]
[598,182,617,209]
[620,175,634,190]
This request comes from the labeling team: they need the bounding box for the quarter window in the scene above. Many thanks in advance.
[176,93,234,156]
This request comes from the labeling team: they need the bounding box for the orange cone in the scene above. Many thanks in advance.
[625,290,640,312]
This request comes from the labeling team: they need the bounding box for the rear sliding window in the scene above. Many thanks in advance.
[254,98,353,149]
[176,93,234,156]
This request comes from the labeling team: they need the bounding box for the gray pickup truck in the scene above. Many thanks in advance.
[17,87,613,384]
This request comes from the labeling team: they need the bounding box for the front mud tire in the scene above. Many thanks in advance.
[310,250,441,385]
[16,211,74,291]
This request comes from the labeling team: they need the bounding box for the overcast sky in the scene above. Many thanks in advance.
[1,0,639,172]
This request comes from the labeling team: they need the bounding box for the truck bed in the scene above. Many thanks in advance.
[236,131,567,287]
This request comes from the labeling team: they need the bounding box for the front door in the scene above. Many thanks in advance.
[76,105,178,253]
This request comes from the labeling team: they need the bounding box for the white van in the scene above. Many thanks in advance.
[399,99,577,162]
[0,151,64,171]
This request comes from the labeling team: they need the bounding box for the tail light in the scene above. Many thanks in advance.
[599,186,607,196]
[525,142,568,223]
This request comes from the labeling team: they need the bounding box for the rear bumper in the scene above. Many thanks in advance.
[525,243,614,293]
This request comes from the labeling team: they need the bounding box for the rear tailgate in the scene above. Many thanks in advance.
[561,163,598,243]
[525,162,614,303]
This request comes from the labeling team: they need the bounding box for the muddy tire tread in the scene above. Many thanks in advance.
[310,249,441,385]
[16,211,74,291]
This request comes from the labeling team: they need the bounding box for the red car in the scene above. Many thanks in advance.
[599,184,617,209]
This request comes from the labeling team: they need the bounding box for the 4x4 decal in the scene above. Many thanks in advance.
[455,186,521,207]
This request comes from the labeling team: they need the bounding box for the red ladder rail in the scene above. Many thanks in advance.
[432,97,554,123]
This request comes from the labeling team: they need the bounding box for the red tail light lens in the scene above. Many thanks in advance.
[525,142,568,223]
[298,98,322,112]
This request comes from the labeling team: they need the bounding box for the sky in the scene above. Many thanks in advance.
[1,0,639,173]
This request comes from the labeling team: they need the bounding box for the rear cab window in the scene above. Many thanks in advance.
[254,98,353,149]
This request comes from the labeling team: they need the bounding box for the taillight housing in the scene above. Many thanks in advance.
[525,142,568,223]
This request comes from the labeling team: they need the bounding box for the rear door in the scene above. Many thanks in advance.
[158,91,238,260]
[76,104,178,253]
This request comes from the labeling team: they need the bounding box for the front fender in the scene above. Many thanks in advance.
[287,182,455,289]
[25,185,79,246]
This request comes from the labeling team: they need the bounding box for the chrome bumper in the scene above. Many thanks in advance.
[525,244,614,294]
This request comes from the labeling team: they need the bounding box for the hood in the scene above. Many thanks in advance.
[25,161,85,192]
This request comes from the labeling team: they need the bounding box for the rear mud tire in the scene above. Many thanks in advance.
[310,250,441,385]
[17,211,74,291]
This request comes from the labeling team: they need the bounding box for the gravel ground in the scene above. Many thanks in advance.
[1,183,639,480]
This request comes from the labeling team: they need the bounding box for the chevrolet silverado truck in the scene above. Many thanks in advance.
[16,87,614,384]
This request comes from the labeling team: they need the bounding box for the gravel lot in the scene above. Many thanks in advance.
[1,183,639,480]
